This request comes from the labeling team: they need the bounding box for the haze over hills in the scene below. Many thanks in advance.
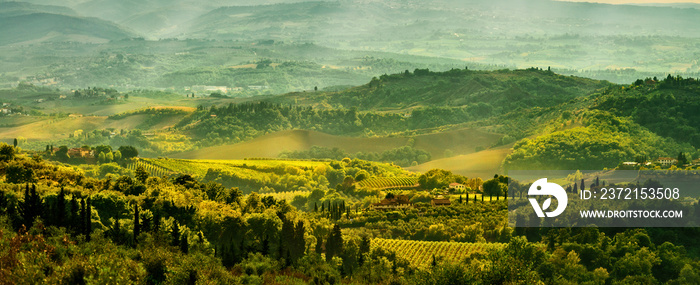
[0,1,77,17]
[15,0,320,38]
[0,2,135,45]
[0,0,699,88]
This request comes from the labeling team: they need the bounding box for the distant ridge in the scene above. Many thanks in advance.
[0,11,134,45]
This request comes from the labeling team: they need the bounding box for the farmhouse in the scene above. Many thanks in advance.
[657,157,677,166]
[68,147,94,158]
[190,85,229,94]
[448,183,465,191]
[370,195,412,211]
[431,198,451,207]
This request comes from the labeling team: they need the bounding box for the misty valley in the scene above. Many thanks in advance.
[1,0,700,284]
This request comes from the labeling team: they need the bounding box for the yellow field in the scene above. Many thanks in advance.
[372,238,505,268]
[407,147,512,179]
[412,128,501,159]
[141,158,328,178]
[0,116,108,140]
[0,112,185,142]
[172,128,501,160]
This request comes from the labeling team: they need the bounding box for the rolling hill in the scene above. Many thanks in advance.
[171,128,501,160]
[177,0,700,81]
[0,1,77,17]
[4,68,698,175]
[407,146,512,179]
[185,0,700,41]
[3,0,700,87]
[0,108,188,142]
[0,11,134,45]
[267,68,611,111]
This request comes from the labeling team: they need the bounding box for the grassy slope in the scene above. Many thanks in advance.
[171,128,501,160]
[0,112,185,142]
[407,146,512,178]
[269,69,611,111]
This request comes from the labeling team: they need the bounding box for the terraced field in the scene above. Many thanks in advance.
[372,238,505,268]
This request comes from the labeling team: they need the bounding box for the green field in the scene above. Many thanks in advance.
[140,158,327,178]
[356,177,419,189]
[371,238,505,268]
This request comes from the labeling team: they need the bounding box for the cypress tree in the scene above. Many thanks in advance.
[112,211,120,244]
[262,237,269,255]
[314,202,318,212]
[315,235,323,254]
[79,198,86,235]
[281,218,294,259]
[325,232,334,262]
[69,196,79,232]
[19,184,31,228]
[359,236,370,266]
[133,204,140,243]
[295,220,306,259]
[24,184,42,229]
[285,249,292,267]
[0,191,6,215]
[172,222,180,247]
[85,198,92,241]
[56,187,66,227]
[141,213,151,233]
[180,236,189,254]
[326,225,343,262]
[152,212,161,233]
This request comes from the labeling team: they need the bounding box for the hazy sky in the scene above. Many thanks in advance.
[560,0,700,3]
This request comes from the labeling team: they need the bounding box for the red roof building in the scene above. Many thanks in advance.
[431,198,451,207]
[371,195,413,211]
